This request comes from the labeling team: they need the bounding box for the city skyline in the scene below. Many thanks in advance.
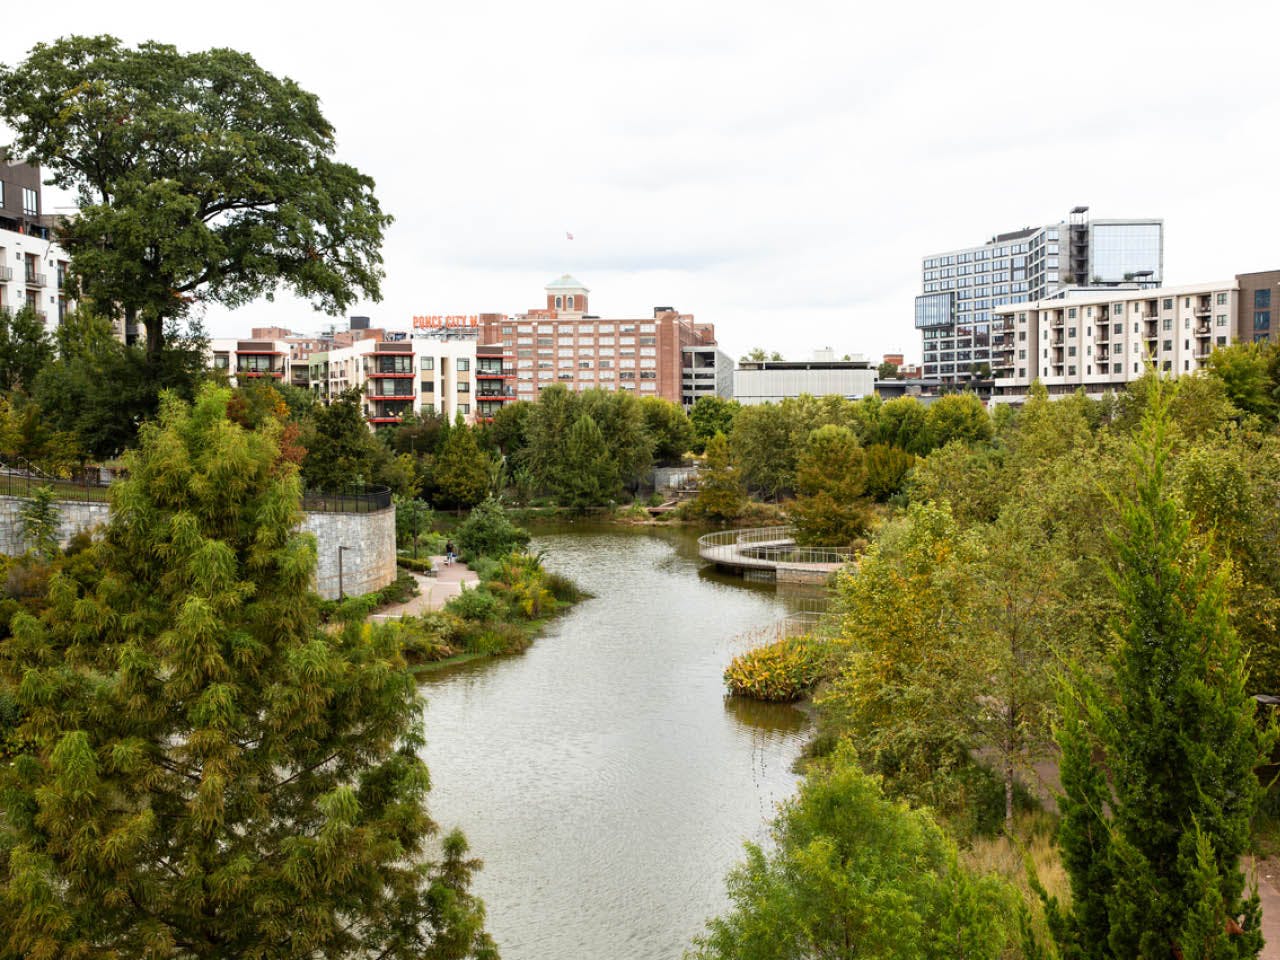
[2,1,1278,364]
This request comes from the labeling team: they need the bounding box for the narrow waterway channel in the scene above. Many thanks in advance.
[419,523,811,959]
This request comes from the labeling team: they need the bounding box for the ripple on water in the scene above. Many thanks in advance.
[420,526,810,960]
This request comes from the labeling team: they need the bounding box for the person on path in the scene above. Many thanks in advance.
[445,540,456,566]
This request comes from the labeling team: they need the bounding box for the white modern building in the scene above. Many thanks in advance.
[307,331,480,426]
[0,159,73,335]
[991,281,1238,402]
[916,208,1163,387]
[733,353,876,406]
[210,337,294,385]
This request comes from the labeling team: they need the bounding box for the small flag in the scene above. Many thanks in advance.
[566,231,574,240]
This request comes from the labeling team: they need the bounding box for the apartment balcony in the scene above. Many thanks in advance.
[24,272,46,288]
[1196,325,1212,337]
[239,369,284,378]
[1194,305,1211,316]
[367,392,416,401]
[0,266,12,281]
[476,389,517,401]
[370,370,415,378]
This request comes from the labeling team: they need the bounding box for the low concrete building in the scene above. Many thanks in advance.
[733,354,876,406]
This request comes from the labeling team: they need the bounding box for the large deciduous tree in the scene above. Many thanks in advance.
[0,384,496,959]
[0,36,392,359]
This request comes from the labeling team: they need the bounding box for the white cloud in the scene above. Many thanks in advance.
[4,0,1278,364]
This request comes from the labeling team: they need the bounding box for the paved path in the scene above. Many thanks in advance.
[1247,857,1280,958]
[371,556,480,621]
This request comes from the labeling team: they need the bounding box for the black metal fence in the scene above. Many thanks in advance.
[0,461,111,503]
[300,485,393,514]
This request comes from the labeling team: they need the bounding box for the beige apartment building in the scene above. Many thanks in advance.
[991,281,1239,402]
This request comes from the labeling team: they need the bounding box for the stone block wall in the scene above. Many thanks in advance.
[0,495,396,601]
[0,496,110,556]
[300,507,397,600]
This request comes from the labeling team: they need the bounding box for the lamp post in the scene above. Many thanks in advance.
[337,545,349,598]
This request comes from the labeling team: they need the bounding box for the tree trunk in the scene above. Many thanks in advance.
[146,316,164,362]
[1004,701,1016,832]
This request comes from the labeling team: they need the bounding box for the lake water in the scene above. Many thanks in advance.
[419,523,811,959]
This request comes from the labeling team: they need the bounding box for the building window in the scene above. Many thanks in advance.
[566,295,574,310]
[1257,289,1273,309]
[456,358,470,371]
[457,403,469,415]
[1162,318,1172,331]
[1162,298,1173,310]
[420,356,434,371]
[555,296,562,309]
[421,380,434,393]
[1216,314,1227,327]
[1113,322,1122,335]
[1255,311,1271,331]
[21,187,37,216]
[1217,292,1229,305]
[456,382,469,393]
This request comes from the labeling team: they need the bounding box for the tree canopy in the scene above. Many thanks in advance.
[0,35,392,357]
[0,384,495,958]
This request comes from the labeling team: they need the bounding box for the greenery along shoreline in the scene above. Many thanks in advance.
[389,497,586,675]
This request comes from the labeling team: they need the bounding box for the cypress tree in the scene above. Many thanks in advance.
[1043,380,1268,959]
[561,413,618,510]
[0,385,496,959]
[692,432,745,522]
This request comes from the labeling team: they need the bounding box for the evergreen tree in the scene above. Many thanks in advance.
[432,415,490,510]
[520,385,578,494]
[561,413,618,510]
[691,432,745,522]
[1043,380,1269,959]
[688,396,739,454]
[17,484,61,561]
[0,384,495,959]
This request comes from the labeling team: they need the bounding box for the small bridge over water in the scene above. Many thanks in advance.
[697,525,851,583]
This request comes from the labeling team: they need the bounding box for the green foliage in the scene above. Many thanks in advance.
[690,432,745,522]
[876,395,931,454]
[520,384,577,493]
[819,502,989,816]
[640,395,694,464]
[300,389,413,496]
[578,389,652,487]
[431,416,492,510]
[689,395,739,454]
[395,496,435,553]
[562,413,620,509]
[1206,342,1275,421]
[877,360,899,379]
[691,743,1018,960]
[17,486,61,561]
[789,424,870,546]
[724,634,829,702]
[0,383,495,959]
[730,403,794,499]
[34,310,208,459]
[0,305,52,394]
[1042,380,1271,960]
[454,496,531,560]
[863,442,916,501]
[924,392,993,449]
[446,584,504,623]
[0,35,392,358]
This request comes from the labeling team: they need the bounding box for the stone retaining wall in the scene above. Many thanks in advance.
[0,495,396,601]
[0,496,110,556]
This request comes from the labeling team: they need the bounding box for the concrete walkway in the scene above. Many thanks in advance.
[371,556,480,621]
[1246,857,1280,958]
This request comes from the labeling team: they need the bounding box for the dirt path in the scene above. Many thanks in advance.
[370,556,480,621]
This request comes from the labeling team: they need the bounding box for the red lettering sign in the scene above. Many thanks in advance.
[412,314,480,329]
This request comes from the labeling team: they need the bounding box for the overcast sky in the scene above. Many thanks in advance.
[5,0,1278,364]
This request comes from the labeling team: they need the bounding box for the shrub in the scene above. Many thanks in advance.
[375,570,418,606]
[445,584,503,622]
[397,555,433,574]
[461,621,531,657]
[455,496,531,560]
[545,570,582,604]
[469,556,503,583]
[724,634,829,702]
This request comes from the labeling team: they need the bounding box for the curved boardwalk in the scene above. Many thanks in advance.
[697,525,850,582]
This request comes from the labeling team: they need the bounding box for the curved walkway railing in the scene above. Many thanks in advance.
[698,525,852,577]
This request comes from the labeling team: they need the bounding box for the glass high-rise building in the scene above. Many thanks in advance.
[915,208,1162,386]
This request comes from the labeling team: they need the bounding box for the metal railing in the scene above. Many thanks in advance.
[698,525,853,572]
[300,484,392,514]
[0,458,111,503]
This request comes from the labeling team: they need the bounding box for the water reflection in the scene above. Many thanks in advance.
[418,523,811,960]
